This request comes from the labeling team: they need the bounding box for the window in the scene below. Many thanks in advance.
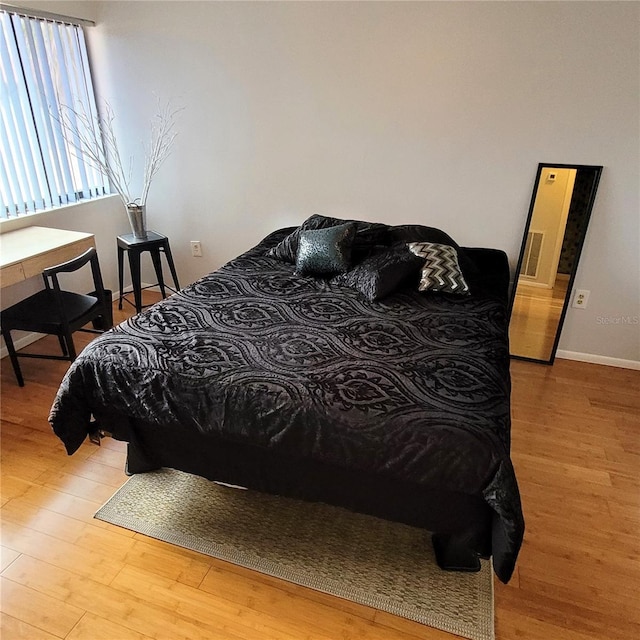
[0,8,109,219]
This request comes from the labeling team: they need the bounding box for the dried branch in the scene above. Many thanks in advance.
[54,97,181,208]
[140,99,183,206]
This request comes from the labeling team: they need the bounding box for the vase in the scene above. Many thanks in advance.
[126,203,148,239]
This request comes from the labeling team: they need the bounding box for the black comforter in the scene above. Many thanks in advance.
[50,227,523,582]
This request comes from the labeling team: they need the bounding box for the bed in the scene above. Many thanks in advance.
[49,215,524,583]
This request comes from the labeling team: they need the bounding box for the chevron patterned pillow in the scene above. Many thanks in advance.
[408,242,470,295]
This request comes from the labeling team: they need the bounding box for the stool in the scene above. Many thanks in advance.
[117,231,180,314]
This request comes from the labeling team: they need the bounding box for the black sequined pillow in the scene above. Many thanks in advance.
[332,243,423,301]
[408,242,470,295]
[266,214,331,262]
[295,223,356,276]
[268,214,387,263]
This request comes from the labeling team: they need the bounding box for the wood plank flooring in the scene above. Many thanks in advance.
[1,292,639,639]
[509,276,569,361]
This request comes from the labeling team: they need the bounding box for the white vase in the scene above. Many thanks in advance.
[126,203,148,239]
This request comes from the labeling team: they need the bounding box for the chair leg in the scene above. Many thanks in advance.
[150,248,167,299]
[63,332,77,361]
[2,328,25,387]
[118,245,125,310]
[162,242,180,291]
[58,334,68,357]
[127,249,143,314]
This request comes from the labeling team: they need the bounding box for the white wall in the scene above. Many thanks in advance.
[7,1,640,363]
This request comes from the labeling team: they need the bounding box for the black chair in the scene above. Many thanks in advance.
[1,247,113,387]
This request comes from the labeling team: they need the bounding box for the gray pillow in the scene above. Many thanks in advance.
[295,223,356,276]
[408,242,470,295]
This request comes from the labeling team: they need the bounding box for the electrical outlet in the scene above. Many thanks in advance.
[190,241,202,257]
[572,289,590,309]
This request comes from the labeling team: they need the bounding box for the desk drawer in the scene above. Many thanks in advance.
[0,262,26,287]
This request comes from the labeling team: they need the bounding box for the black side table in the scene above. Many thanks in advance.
[117,231,180,313]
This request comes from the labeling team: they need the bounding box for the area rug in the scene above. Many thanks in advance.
[95,468,494,640]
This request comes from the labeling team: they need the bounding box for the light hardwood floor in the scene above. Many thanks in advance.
[1,292,639,640]
[509,276,569,361]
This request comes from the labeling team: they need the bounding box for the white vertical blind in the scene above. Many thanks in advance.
[0,9,108,218]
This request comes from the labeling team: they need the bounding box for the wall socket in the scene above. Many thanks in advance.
[572,289,590,309]
[190,241,202,257]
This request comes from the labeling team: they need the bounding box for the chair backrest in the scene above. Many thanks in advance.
[42,247,109,326]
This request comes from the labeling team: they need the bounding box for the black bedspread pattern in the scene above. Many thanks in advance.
[50,229,523,582]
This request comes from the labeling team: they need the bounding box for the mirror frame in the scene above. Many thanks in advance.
[509,163,603,365]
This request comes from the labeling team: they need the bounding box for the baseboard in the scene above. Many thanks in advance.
[555,350,640,371]
[517,279,552,290]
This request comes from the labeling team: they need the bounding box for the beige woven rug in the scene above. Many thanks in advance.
[95,468,494,640]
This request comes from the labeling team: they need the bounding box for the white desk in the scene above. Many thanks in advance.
[0,226,95,289]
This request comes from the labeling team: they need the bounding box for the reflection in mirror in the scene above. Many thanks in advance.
[509,163,602,364]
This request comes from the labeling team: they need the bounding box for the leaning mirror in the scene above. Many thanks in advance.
[509,163,602,364]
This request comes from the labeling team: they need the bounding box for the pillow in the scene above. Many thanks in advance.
[386,224,459,248]
[408,242,470,295]
[386,224,480,281]
[268,214,387,263]
[295,223,356,276]
[332,243,423,301]
[310,215,388,254]
[267,214,331,262]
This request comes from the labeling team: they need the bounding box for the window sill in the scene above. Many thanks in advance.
[0,195,121,234]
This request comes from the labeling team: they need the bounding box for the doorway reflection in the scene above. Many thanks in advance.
[509,164,602,364]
